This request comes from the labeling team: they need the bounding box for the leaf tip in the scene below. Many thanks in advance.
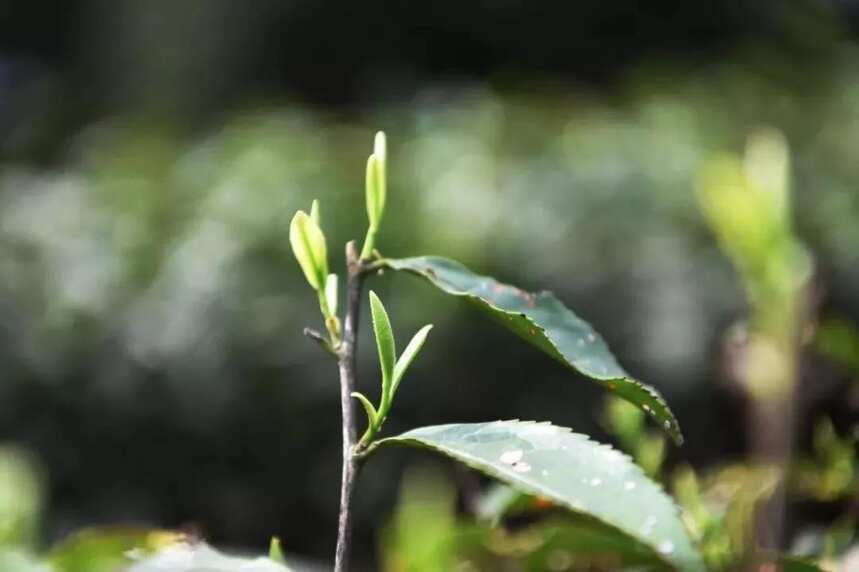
[309,199,320,225]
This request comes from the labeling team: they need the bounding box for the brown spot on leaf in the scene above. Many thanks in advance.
[533,496,554,510]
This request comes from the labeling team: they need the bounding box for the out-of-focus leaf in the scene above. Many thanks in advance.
[816,317,859,376]
[513,518,673,571]
[604,395,645,452]
[792,418,857,502]
[476,484,679,570]
[126,542,292,572]
[0,550,52,572]
[381,468,462,572]
[753,553,826,572]
[377,421,704,571]
[47,528,180,572]
[0,447,42,551]
[475,484,529,525]
[382,256,683,443]
[694,463,781,566]
[268,537,285,564]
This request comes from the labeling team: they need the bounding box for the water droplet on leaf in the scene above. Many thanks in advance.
[499,450,523,464]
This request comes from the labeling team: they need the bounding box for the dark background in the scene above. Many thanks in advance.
[0,1,858,568]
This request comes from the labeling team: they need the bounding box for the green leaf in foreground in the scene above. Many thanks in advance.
[377,421,705,572]
[382,256,683,443]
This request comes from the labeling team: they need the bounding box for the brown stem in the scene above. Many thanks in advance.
[334,241,366,572]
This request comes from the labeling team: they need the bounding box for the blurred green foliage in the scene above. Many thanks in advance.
[0,47,858,569]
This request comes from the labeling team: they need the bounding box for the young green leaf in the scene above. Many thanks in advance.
[369,291,396,402]
[351,392,379,428]
[376,421,705,572]
[392,324,433,394]
[365,154,385,230]
[309,199,320,226]
[381,256,684,444]
[325,274,338,316]
[288,210,328,290]
[268,537,285,564]
[374,130,387,166]
[369,131,387,228]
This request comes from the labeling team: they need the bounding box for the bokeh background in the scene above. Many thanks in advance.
[1,1,858,569]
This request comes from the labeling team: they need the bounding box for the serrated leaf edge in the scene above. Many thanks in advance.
[377,420,701,572]
[382,257,683,444]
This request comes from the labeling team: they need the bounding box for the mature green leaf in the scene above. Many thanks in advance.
[377,421,705,572]
[369,291,396,401]
[127,542,292,572]
[382,256,683,443]
[392,325,433,394]
[288,211,328,290]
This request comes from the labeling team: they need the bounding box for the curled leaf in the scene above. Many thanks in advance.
[351,392,379,437]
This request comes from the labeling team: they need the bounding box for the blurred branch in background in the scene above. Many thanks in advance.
[697,129,813,554]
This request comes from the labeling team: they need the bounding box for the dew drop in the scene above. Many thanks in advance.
[640,516,658,536]
[663,419,672,430]
[624,481,637,491]
[590,477,602,487]
[500,450,523,464]
[541,469,549,477]
[513,462,531,473]
[587,333,595,342]
[658,541,674,555]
